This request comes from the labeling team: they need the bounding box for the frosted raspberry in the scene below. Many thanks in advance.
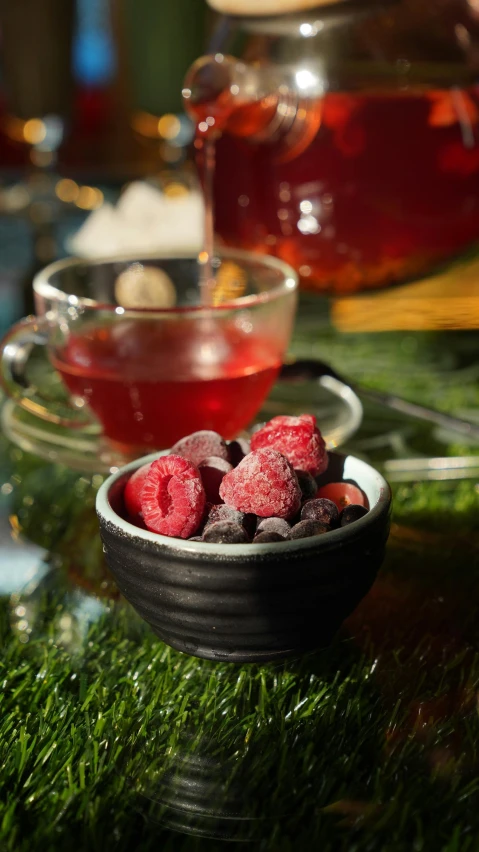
[124,462,151,520]
[198,456,233,504]
[219,449,301,519]
[171,430,229,466]
[141,455,205,538]
[250,414,328,476]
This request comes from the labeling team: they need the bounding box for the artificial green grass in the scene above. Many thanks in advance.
[1,315,479,851]
[1,508,479,852]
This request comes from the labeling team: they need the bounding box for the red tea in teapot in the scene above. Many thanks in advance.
[191,85,479,293]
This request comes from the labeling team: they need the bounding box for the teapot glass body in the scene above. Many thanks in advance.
[185,0,479,293]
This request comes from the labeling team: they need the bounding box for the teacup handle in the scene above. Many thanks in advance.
[0,316,96,429]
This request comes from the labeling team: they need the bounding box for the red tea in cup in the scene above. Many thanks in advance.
[0,252,298,455]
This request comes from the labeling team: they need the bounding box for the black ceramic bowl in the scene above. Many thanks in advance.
[96,452,391,663]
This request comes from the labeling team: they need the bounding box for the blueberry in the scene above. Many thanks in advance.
[301,498,339,528]
[203,521,250,544]
[204,504,256,537]
[256,517,291,539]
[253,531,287,543]
[198,456,232,504]
[242,513,258,537]
[295,470,318,502]
[228,438,250,467]
[205,505,245,527]
[188,536,203,542]
[339,504,369,527]
[290,520,330,540]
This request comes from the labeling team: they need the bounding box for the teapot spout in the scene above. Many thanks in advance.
[182,53,297,141]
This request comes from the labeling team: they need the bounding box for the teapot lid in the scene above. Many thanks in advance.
[207,0,350,15]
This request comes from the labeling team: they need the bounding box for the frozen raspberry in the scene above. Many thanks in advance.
[253,531,286,543]
[316,482,369,511]
[171,430,229,466]
[219,449,301,519]
[140,455,205,539]
[250,414,328,476]
[295,470,318,502]
[228,438,250,467]
[124,462,151,520]
[339,504,369,526]
[256,517,291,538]
[198,456,233,504]
[203,521,250,544]
[301,498,339,528]
[204,504,256,536]
[290,519,330,539]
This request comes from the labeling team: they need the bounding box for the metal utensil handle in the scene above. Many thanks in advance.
[280,357,479,445]
[361,387,479,444]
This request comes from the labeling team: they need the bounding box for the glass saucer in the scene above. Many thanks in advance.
[1,370,362,473]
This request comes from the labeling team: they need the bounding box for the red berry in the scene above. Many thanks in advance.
[316,482,369,511]
[124,462,151,520]
[250,414,328,476]
[171,430,229,466]
[140,455,206,538]
[198,456,233,504]
[219,448,301,519]
[127,514,148,530]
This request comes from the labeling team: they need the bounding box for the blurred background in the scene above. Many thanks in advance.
[2,0,479,339]
[0,0,212,332]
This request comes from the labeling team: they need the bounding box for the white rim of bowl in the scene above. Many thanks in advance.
[96,451,391,557]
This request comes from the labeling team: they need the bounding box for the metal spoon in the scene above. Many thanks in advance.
[280,359,479,444]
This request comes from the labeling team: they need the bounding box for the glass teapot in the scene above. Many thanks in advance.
[183,0,479,294]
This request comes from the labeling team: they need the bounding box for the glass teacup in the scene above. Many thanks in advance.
[0,250,299,459]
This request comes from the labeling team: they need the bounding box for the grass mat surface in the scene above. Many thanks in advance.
[1,305,479,851]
